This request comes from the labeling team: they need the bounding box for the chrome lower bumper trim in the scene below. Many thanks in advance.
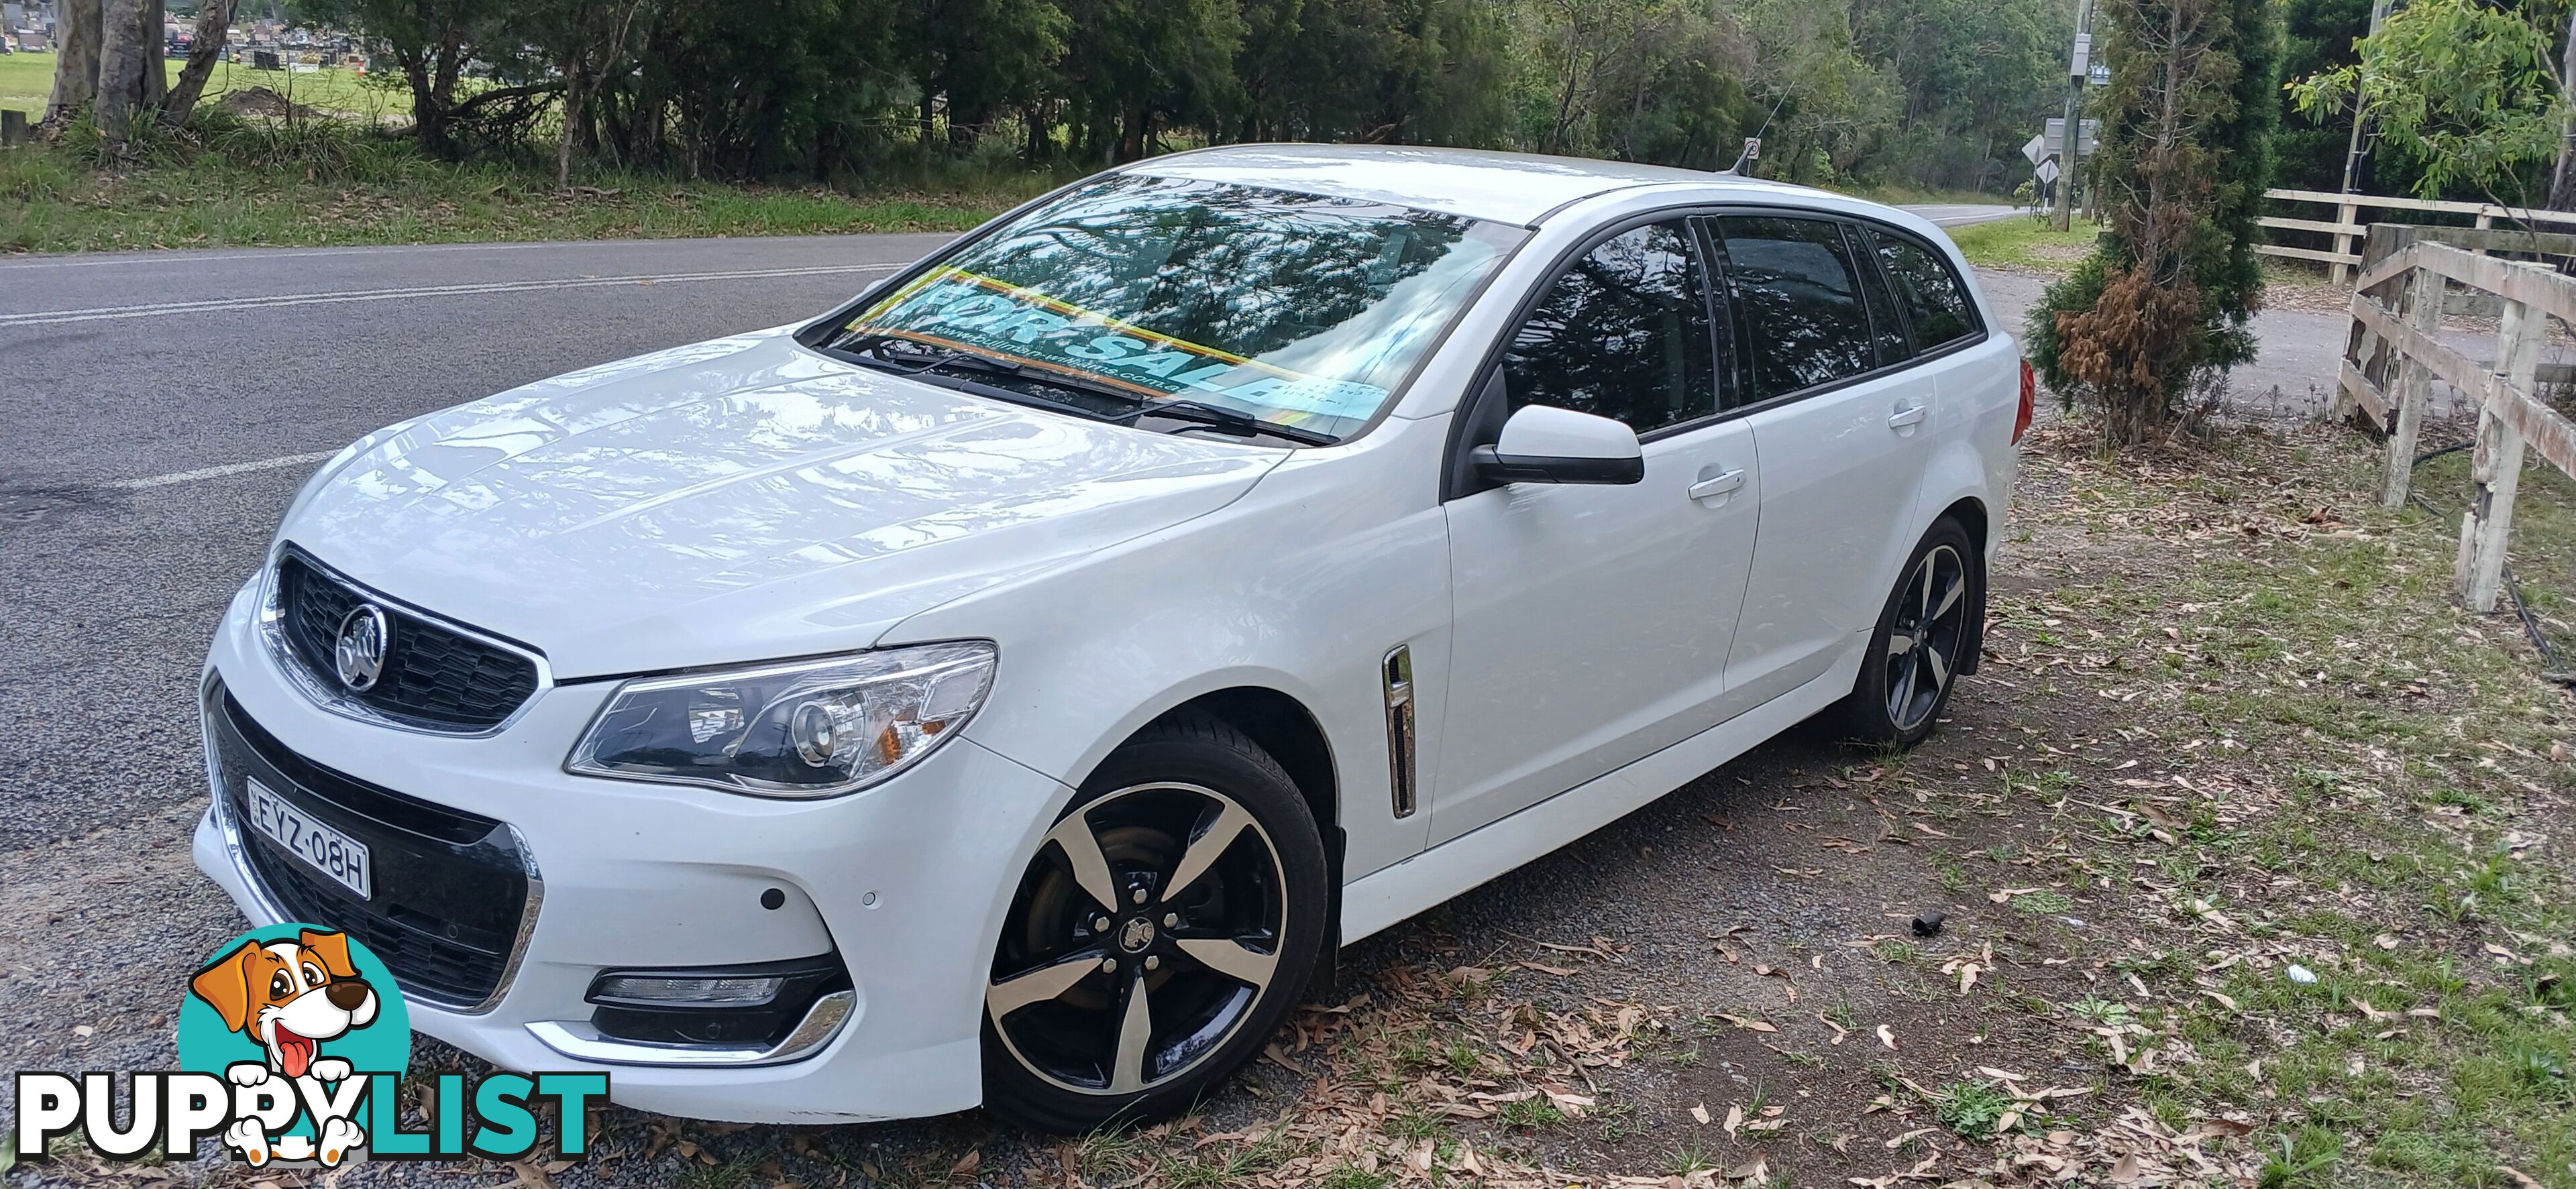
[525,989,856,1067]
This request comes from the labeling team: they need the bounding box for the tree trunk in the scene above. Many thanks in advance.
[143,0,166,111]
[1118,100,1147,162]
[555,57,583,189]
[2552,4,2576,210]
[44,0,103,127]
[163,0,240,125]
[400,50,451,158]
[92,0,157,148]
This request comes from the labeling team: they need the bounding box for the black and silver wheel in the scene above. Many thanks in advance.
[982,715,1326,1132]
[1832,518,1978,747]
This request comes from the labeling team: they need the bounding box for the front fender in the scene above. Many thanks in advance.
[889,414,1458,883]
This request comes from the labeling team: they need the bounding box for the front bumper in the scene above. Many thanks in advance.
[192,578,1073,1123]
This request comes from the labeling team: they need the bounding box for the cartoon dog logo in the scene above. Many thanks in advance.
[189,928,378,1166]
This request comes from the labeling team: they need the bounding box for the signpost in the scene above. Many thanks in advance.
[2053,0,2095,231]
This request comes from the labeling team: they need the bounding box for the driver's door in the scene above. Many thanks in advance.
[1431,218,1762,844]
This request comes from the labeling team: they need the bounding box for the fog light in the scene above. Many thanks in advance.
[584,954,849,1050]
[592,974,783,1008]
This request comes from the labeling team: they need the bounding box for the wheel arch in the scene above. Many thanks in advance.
[1124,685,1347,986]
[1929,495,1989,676]
[1136,687,1341,841]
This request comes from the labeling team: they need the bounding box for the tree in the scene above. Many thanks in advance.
[1057,0,1244,162]
[1854,0,2065,191]
[42,0,184,151]
[2027,0,2282,447]
[297,0,553,160]
[2270,0,2372,191]
[164,0,243,124]
[2288,0,2569,207]
[523,0,651,186]
[895,0,1066,151]
[1736,0,1902,186]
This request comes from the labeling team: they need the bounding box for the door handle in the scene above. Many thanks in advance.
[1888,402,1929,429]
[1686,469,1746,500]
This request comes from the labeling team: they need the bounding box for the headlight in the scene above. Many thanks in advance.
[565,642,996,797]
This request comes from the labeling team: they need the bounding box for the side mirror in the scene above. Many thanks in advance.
[1470,404,1644,486]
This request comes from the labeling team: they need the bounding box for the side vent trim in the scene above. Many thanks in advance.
[1383,644,1417,819]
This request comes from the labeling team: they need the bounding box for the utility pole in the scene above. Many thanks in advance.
[2329,0,2396,282]
[2053,0,2094,233]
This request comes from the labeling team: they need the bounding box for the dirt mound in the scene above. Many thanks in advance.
[217,85,319,119]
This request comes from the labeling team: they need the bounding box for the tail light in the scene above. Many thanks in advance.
[2013,359,2036,443]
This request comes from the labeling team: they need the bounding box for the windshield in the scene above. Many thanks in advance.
[837,173,1527,441]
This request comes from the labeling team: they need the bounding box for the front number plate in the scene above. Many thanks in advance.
[247,778,372,899]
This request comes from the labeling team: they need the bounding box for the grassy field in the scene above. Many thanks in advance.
[1947,213,2104,271]
[1,50,409,120]
[0,132,1049,251]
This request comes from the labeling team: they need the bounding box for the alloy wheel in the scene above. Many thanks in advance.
[987,782,1287,1096]
[1884,543,1968,734]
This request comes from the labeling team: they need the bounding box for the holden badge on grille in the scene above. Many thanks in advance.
[333,604,390,692]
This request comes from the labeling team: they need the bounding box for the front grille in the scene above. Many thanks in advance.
[276,549,539,731]
[212,687,535,1009]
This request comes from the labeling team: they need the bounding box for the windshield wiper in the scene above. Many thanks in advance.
[833,331,1336,446]
[1112,398,1340,446]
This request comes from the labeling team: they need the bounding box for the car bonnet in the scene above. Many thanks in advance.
[279,331,1285,679]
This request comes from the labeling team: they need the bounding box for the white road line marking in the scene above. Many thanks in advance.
[113,450,343,490]
[0,262,905,327]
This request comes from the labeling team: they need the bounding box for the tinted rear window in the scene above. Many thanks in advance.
[1715,217,1877,398]
[1871,230,1980,350]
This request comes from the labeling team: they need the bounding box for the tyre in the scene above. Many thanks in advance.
[981,714,1329,1133]
[1831,518,1979,747]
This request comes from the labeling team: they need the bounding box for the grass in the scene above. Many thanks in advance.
[1933,1080,2020,1139]
[0,119,1049,252]
[1947,215,2102,271]
[1988,423,2576,1186]
[2,51,409,120]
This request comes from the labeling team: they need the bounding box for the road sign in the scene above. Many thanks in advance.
[1741,137,1761,162]
[2070,33,2092,76]
[2021,133,2049,166]
[2043,117,2099,158]
[2035,159,2061,185]
[2089,62,2110,87]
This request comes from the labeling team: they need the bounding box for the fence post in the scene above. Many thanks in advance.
[2456,292,2540,612]
[2346,224,2412,424]
[2331,198,2361,285]
[2381,256,2441,508]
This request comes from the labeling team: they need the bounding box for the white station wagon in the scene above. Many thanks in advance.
[195,145,2030,1131]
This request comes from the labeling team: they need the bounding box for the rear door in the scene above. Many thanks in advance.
[1433,217,1761,844]
[1862,223,2009,461]
[1709,215,1935,714]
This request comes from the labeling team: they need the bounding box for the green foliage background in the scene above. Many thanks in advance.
[247,0,2078,192]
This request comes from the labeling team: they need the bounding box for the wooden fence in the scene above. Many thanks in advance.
[2260,188,2576,283]
[2338,223,2576,613]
